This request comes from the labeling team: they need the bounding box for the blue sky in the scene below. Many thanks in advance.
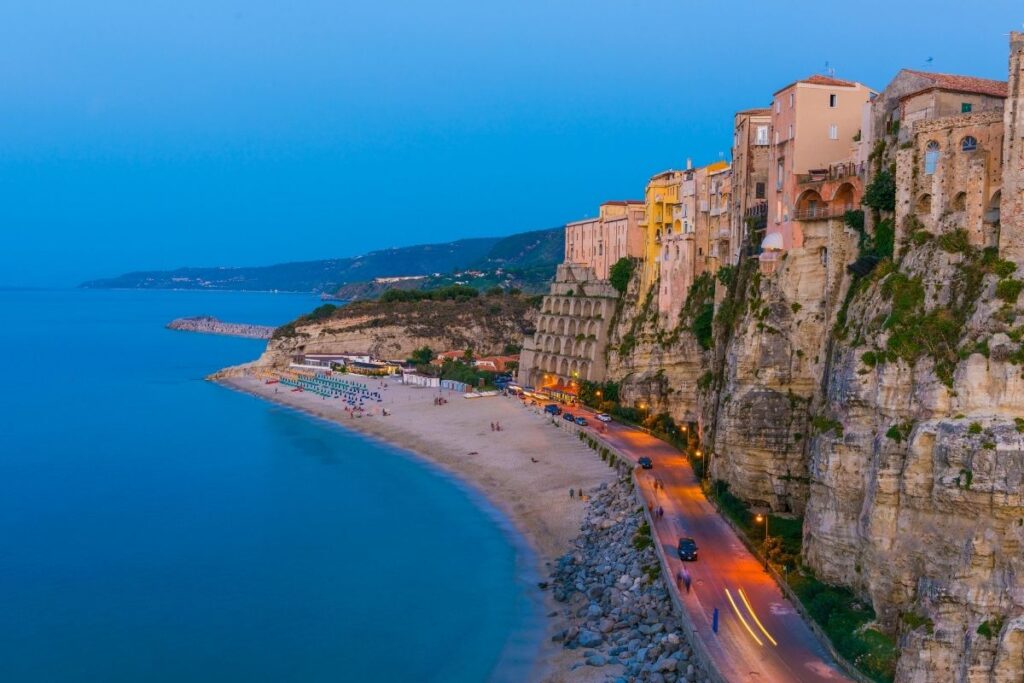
[1,1,1021,286]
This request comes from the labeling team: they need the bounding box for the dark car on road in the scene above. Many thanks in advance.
[544,404,562,416]
[638,456,653,469]
[562,412,576,422]
[574,416,588,426]
[677,537,698,561]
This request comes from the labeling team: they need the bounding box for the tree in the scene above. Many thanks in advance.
[609,258,634,294]
[408,346,434,366]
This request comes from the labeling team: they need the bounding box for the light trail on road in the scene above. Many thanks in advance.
[725,588,764,647]
[739,587,779,646]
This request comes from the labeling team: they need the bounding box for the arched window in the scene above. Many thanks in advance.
[961,136,978,152]
[924,141,940,175]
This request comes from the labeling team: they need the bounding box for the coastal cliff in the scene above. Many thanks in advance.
[600,218,1024,679]
[258,290,538,366]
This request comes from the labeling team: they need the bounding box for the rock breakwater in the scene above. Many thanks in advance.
[549,478,709,683]
[167,316,275,339]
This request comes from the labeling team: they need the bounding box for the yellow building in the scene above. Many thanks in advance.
[639,169,685,293]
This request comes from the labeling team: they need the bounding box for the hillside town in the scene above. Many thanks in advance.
[519,42,1021,394]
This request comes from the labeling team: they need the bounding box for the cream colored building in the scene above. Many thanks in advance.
[762,75,875,266]
[564,200,645,280]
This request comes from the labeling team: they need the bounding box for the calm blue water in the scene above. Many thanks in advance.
[0,289,539,682]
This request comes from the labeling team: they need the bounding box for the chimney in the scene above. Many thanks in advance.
[1000,31,1024,264]
[686,158,693,170]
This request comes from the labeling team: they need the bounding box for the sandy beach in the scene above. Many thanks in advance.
[220,371,619,682]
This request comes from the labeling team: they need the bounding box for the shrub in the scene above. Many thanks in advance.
[864,169,896,212]
[977,618,1004,640]
[697,371,714,391]
[862,350,878,368]
[1015,418,1024,433]
[968,422,983,434]
[902,612,935,635]
[609,257,634,294]
[407,345,434,366]
[938,229,970,254]
[693,304,714,350]
[995,260,1017,279]
[996,278,1023,303]
[812,416,844,437]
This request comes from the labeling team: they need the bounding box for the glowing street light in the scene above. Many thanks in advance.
[756,513,770,570]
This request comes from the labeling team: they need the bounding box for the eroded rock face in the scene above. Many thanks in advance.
[800,236,1024,681]
[257,297,536,366]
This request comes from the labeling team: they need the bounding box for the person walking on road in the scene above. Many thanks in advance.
[683,568,692,594]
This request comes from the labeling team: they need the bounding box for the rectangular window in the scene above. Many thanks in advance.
[775,99,781,113]
[755,182,765,199]
[774,130,779,145]
[789,93,794,108]
[829,124,838,140]
[829,93,837,108]
[961,102,973,113]
[776,160,784,190]
[788,124,794,139]
[755,125,769,145]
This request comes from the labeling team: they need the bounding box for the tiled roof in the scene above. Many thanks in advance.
[773,74,861,95]
[900,70,1007,99]
[602,200,644,206]
[736,107,771,116]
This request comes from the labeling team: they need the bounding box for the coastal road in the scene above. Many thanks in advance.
[573,411,852,683]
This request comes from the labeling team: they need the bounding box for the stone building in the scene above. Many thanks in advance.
[1002,31,1024,266]
[730,108,771,259]
[639,169,685,293]
[516,264,619,393]
[564,200,645,280]
[871,69,1010,250]
[895,111,1004,248]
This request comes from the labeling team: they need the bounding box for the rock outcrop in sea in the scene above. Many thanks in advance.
[167,316,275,339]
[549,479,709,683]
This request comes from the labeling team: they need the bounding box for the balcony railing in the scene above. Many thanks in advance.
[793,203,855,221]
[795,161,865,185]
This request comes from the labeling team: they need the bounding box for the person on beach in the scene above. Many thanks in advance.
[569,488,575,500]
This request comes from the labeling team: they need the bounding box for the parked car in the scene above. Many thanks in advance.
[638,456,653,469]
[562,412,576,422]
[574,416,588,426]
[677,537,698,561]
[544,404,562,415]
[596,413,612,423]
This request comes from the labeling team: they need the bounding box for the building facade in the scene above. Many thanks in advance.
[564,200,645,279]
[731,109,772,260]
[516,264,619,393]
[762,75,875,267]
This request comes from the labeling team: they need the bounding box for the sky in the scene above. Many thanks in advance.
[1,1,1022,287]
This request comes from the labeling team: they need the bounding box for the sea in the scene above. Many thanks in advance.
[0,288,542,682]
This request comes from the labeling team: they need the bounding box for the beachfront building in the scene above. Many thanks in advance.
[730,109,771,260]
[761,75,875,271]
[564,201,645,280]
[516,264,619,396]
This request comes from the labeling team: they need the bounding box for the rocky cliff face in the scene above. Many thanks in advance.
[607,218,1023,679]
[257,295,536,366]
[800,235,1024,681]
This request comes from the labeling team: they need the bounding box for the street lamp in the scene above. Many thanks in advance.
[755,513,770,570]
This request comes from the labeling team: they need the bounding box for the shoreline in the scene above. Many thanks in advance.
[217,371,619,682]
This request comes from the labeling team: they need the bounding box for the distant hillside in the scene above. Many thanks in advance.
[81,227,564,293]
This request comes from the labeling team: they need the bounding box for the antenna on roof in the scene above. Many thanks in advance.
[825,60,836,78]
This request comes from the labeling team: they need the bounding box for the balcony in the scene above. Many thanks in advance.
[793,203,855,221]
[795,161,864,185]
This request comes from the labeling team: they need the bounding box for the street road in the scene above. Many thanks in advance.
[573,409,852,683]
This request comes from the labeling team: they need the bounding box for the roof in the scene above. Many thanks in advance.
[602,200,644,206]
[705,160,730,174]
[899,69,1007,100]
[735,107,772,116]
[773,74,861,95]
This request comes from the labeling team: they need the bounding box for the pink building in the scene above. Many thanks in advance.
[564,200,645,280]
[763,75,875,261]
